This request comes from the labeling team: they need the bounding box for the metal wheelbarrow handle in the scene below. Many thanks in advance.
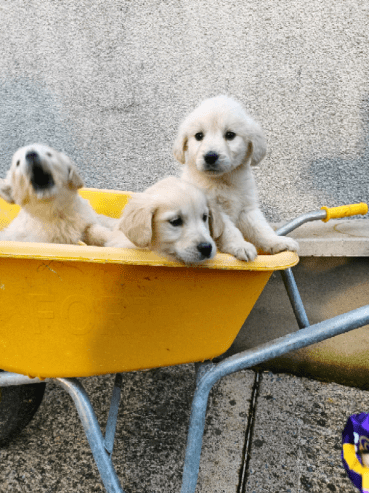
[276,202,368,236]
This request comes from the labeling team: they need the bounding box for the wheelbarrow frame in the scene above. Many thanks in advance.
[0,206,368,493]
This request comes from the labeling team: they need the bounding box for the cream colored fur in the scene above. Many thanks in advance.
[0,144,113,245]
[107,176,223,264]
[173,95,298,261]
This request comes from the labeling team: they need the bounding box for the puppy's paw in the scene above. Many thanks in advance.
[227,240,258,262]
[83,224,111,247]
[105,230,136,249]
[262,236,299,255]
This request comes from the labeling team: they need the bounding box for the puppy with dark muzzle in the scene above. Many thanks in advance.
[0,143,113,245]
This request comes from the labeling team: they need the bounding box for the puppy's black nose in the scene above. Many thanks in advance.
[204,152,219,165]
[25,150,40,165]
[26,150,55,191]
[197,242,213,258]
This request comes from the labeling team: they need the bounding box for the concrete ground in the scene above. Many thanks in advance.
[0,365,367,492]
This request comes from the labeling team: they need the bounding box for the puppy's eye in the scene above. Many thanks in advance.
[16,160,20,167]
[169,217,183,227]
[225,131,236,140]
[202,213,208,222]
[195,132,204,141]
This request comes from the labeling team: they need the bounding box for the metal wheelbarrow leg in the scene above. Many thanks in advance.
[181,305,369,493]
[57,377,125,493]
[0,372,126,493]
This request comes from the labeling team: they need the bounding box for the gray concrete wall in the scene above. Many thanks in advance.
[0,1,368,221]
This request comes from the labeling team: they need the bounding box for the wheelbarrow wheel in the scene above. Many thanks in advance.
[0,370,46,446]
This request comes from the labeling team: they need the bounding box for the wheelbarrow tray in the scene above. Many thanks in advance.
[0,189,298,378]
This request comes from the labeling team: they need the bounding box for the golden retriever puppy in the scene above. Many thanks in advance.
[173,95,298,261]
[106,176,223,264]
[0,144,113,245]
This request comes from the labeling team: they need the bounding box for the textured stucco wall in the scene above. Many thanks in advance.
[0,1,368,221]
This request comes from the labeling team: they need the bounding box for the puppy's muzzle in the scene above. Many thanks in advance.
[203,152,219,171]
[26,151,55,191]
[197,242,213,259]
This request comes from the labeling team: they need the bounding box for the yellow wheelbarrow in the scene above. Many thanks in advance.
[0,190,367,493]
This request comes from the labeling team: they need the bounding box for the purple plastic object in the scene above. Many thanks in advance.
[342,413,369,492]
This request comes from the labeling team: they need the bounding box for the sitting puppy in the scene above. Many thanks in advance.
[106,176,223,264]
[0,144,113,245]
[173,95,298,261]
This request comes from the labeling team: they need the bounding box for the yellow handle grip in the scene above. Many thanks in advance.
[321,203,368,222]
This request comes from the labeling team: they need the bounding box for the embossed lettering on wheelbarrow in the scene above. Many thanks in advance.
[0,188,298,379]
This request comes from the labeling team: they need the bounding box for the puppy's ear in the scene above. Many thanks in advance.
[0,180,15,204]
[118,193,154,248]
[173,125,188,164]
[68,166,84,190]
[58,151,84,190]
[208,198,224,240]
[249,128,267,166]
